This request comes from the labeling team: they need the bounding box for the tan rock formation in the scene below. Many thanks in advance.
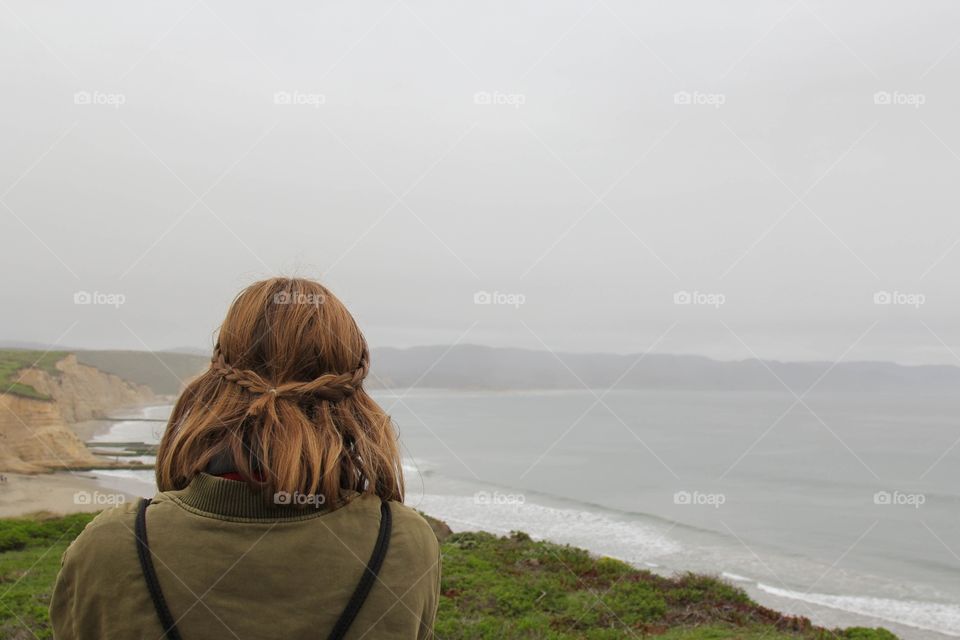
[18,354,155,422]
[0,355,156,472]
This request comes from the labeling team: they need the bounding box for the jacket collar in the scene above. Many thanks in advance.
[170,473,344,520]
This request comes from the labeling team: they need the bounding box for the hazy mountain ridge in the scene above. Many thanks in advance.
[368,345,960,393]
[73,350,209,395]
[3,343,957,394]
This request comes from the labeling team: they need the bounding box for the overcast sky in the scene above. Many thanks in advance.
[2,1,960,365]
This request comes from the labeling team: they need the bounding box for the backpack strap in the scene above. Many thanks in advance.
[135,497,393,640]
[135,498,183,640]
[327,499,393,640]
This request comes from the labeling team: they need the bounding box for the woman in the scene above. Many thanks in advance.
[51,277,440,639]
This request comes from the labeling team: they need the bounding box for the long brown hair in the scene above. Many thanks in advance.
[155,277,403,506]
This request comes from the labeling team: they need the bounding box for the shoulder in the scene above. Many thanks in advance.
[62,499,140,568]
[388,501,437,540]
[342,496,438,556]
[385,500,440,566]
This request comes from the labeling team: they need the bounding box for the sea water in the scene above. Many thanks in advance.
[89,389,960,638]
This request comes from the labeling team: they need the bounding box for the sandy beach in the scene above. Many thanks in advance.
[0,472,137,518]
[0,410,155,518]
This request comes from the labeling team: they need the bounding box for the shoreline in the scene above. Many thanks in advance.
[2,402,956,639]
[414,494,957,640]
[0,472,138,518]
[0,469,953,640]
[0,404,166,518]
[0,471,950,640]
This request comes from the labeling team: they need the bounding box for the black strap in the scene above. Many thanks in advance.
[135,497,392,640]
[135,498,183,640]
[327,500,393,640]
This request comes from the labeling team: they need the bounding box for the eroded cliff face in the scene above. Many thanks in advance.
[0,355,155,472]
[18,355,155,422]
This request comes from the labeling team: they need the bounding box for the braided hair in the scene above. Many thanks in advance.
[209,345,368,412]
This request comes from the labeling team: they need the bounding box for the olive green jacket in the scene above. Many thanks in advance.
[51,474,440,639]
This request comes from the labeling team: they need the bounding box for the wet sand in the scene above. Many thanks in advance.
[0,472,136,518]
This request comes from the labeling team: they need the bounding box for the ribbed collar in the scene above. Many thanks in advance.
[172,473,341,520]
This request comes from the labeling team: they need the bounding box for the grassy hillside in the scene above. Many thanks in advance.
[0,514,896,640]
[74,350,208,395]
[0,350,68,400]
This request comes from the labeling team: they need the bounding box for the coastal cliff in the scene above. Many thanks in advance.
[0,353,155,472]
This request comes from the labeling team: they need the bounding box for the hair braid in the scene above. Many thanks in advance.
[210,346,368,405]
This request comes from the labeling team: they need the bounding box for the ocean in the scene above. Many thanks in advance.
[87,389,960,638]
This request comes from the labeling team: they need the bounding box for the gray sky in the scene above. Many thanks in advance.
[2,1,960,365]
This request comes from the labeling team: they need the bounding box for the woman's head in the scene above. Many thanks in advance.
[156,277,403,505]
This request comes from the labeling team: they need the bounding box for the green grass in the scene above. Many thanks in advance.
[0,350,68,400]
[0,513,94,639]
[0,516,898,640]
[436,530,896,639]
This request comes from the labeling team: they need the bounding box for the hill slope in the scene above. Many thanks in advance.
[0,513,897,640]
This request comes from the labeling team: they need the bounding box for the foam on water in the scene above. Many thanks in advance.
[757,584,960,637]
[721,572,754,583]
[401,457,424,476]
[409,492,681,563]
